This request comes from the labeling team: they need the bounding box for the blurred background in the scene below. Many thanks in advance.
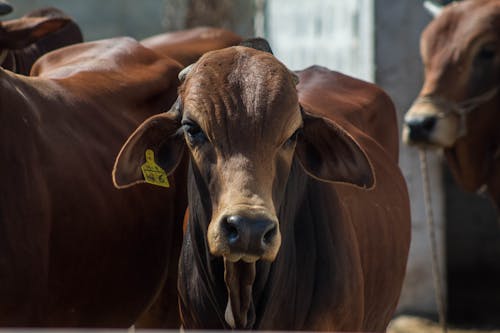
[4,0,500,330]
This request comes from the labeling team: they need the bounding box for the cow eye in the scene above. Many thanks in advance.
[181,120,207,145]
[282,128,301,149]
[476,44,497,62]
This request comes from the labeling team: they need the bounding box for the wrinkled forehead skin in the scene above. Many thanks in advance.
[179,46,301,149]
[421,0,500,79]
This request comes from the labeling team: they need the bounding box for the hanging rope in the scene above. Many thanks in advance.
[419,149,448,333]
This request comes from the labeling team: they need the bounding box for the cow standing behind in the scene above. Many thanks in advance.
[0,37,187,327]
[114,41,411,331]
[142,26,242,66]
[0,7,82,75]
[403,0,500,207]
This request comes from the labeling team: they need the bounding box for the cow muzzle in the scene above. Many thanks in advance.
[208,212,281,263]
[402,100,460,148]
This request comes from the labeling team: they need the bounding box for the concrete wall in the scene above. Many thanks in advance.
[162,0,256,37]
[3,0,167,41]
[4,0,256,44]
[374,1,445,317]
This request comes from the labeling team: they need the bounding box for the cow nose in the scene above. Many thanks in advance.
[0,1,13,16]
[405,116,437,142]
[221,215,278,257]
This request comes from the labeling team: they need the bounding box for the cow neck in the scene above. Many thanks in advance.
[0,70,47,181]
[0,69,43,142]
[180,160,237,328]
[180,158,347,330]
[0,69,52,282]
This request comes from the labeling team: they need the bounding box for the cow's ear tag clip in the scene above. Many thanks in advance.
[141,149,170,188]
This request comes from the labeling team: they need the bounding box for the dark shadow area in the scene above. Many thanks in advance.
[445,165,500,328]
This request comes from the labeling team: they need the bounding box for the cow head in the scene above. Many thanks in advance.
[402,0,500,194]
[0,7,83,74]
[0,8,74,50]
[113,41,373,328]
[0,2,77,71]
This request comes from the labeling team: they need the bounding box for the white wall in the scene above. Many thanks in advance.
[263,0,374,82]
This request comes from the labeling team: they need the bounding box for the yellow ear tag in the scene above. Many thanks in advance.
[141,149,170,188]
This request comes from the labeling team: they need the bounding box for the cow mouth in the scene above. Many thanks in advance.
[223,258,256,329]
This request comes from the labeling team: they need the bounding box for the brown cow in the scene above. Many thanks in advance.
[141,26,242,66]
[402,0,500,207]
[0,37,186,327]
[114,41,411,331]
[0,7,83,75]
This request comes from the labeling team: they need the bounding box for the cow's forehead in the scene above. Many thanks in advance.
[423,1,500,61]
[180,46,301,145]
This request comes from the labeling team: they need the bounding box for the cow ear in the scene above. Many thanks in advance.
[0,13,70,49]
[239,37,274,54]
[295,111,374,189]
[113,107,185,189]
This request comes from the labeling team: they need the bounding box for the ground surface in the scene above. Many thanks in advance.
[389,316,500,333]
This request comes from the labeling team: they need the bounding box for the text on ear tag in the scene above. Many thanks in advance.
[141,149,170,188]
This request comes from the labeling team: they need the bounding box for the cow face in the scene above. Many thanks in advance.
[402,0,500,191]
[114,46,373,263]
[178,48,303,263]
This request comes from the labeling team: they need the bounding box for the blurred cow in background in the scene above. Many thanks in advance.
[403,0,500,208]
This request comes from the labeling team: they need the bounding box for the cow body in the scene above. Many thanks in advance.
[402,0,500,207]
[0,37,186,327]
[0,7,82,75]
[114,43,410,331]
[175,66,409,331]
[141,27,242,66]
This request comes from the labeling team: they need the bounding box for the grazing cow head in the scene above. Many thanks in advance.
[0,7,83,74]
[0,7,74,49]
[113,40,373,328]
[402,0,500,194]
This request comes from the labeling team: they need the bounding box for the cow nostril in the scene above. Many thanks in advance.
[222,217,240,243]
[263,224,277,245]
[405,116,438,143]
[221,215,278,255]
[421,116,437,131]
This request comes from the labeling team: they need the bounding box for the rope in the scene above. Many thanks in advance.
[419,149,448,333]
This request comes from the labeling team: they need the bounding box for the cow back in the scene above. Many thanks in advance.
[142,27,242,66]
[296,66,399,162]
